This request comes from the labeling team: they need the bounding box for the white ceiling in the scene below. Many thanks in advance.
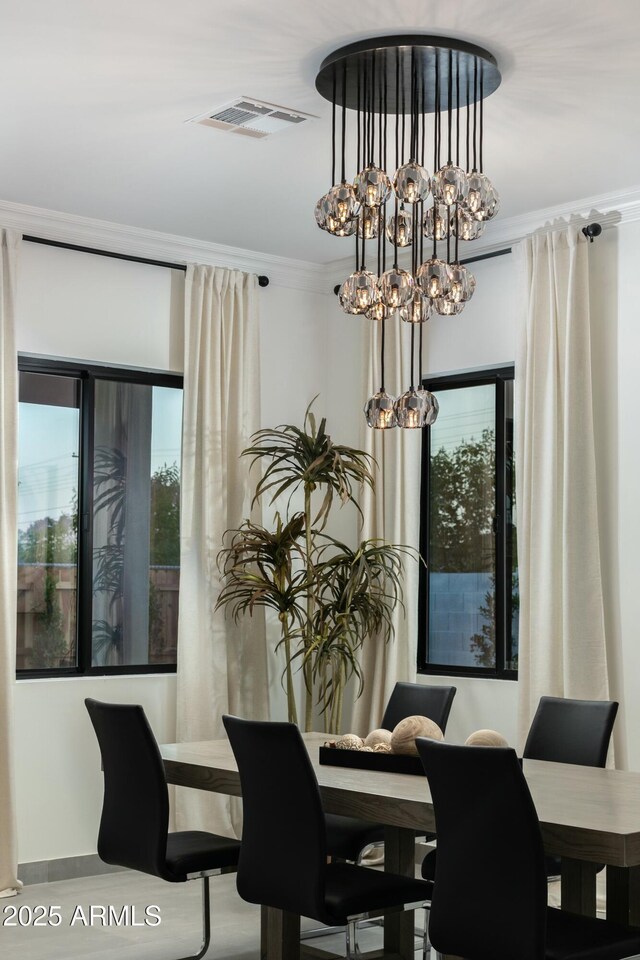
[1,0,639,263]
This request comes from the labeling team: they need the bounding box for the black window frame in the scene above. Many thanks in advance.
[417,364,517,681]
[16,354,183,680]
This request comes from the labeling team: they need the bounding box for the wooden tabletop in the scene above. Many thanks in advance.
[160,732,640,868]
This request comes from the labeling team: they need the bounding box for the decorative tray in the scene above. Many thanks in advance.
[318,745,425,776]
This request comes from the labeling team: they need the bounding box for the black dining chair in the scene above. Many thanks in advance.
[86,699,241,960]
[223,714,432,959]
[524,696,618,768]
[421,695,619,883]
[325,681,456,862]
[416,738,640,960]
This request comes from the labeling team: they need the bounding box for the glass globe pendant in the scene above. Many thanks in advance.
[358,209,380,240]
[385,207,413,247]
[423,205,448,241]
[465,172,491,216]
[432,162,468,206]
[326,217,358,237]
[393,160,431,204]
[475,178,500,221]
[434,298,465,316]
[354,165,392,207]
[379,267,414,309]
[399,290,431,324]
[315,195,328,230]
[366,301,391,321]
[338,270,380,315]
[417,258,452,300]
[395,389,429,429]
[447,264,476,303]
[417,388,440,425]
[452,208,486,241]
[326,182,361,224]
[364,390,397,429]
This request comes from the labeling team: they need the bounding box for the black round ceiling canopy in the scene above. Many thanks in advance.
[315,35,501,115]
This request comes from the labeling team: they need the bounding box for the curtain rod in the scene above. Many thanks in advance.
[331,222,602,295]
[22,235,270,287]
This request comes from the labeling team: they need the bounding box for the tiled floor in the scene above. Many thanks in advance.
[0,869,607,959]
[0,870,402,960]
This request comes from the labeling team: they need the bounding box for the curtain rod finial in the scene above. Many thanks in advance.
[582,223,602,243]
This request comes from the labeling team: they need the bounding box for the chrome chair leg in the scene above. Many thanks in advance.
[423,905,430,960]
[346,918,358,960]
[177,876,211,960]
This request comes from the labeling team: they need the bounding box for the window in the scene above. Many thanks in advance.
[418,366,517,678]
[17,358,183,677]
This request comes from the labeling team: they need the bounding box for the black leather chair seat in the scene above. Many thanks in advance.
[323,862,432,925]
[165,831,240,880]
[545,906,640,960]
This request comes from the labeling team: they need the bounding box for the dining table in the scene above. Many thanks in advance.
[160,732,640,960]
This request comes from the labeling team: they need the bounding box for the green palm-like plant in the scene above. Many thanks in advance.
[303,538,415,732]
[217,400,417,734]
[242,400,375,729]
[216,514,308,724]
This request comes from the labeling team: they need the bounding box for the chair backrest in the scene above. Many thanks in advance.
[85,698,171,880]
[416,739,547,960]
[381,682,457,733]
[223,715,326,920]
[523,696,618,767]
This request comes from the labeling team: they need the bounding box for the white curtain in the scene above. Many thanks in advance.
[515,227,610,747]
[0,229,22,898]
[351,317,422,735]
[176,265,268,838]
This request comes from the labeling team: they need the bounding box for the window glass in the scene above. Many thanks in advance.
[419,369,517,677]
[427,384,496,668]
[91,380,182,667]
[17,374,80,670]
[17,365,182,676]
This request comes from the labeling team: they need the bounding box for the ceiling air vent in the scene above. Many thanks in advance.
[187,98,318,139]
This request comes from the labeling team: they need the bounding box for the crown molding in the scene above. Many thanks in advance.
[325,184,640,287]
[3,184,640,298]
[0,199,329,296]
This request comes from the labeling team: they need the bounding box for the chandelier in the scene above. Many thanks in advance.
[314,36,502,429]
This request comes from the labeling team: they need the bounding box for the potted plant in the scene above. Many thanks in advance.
[216,402,416,733]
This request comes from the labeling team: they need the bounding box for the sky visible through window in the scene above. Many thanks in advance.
[431,386,494,453]
[18,385,182,533]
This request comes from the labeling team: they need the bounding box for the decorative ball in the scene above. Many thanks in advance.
[373,742,392,753]
[391,716,444,756]
[335,734,364,751]
[364,728,393,749]
[465,729,509,748]
[361,746,374,752]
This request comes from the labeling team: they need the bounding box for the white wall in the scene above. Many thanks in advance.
[14,241,335,862]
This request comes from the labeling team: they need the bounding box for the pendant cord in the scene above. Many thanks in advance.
[341,61,347,182]
[472,56,478,172]
[419,321,423,388]
[447,48,453,164]
[380,312,386,391]
[433,51,439,259]
[479,60,484,173]
[331,70,336,186]
[455,52,460,167]
[410,321,415,391]
[466,71,471,172]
